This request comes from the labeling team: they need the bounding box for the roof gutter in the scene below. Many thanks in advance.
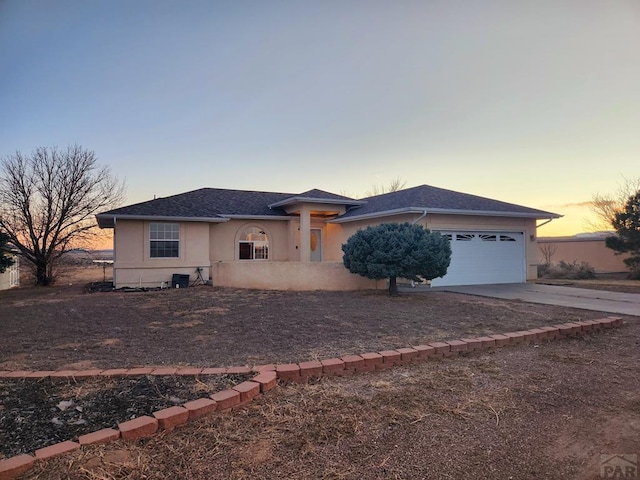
[220,214,293,220]
[330,207,561,224]
[95,214,230,229]
[329,208,422,224]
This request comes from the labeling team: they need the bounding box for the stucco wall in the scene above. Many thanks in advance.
[113,220,211,288]
[329,213,539,281]
[211,261,381,291]
[111,212,543,289]
[326,213,427,261]
[209,219,293,261]
[538,237,628,273]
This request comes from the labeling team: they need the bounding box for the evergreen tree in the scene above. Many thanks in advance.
[342,222,451,296]
[606,191,640,278]
[0,231,15,274]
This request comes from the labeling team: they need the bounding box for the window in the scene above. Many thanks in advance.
[150,223,180,258]
[456,234,475,241]
[239,227,269,260]
[500,235,517,242]
[479,234,497,242]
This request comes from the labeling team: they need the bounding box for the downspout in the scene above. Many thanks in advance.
[412,209,428,225]
[536,218,554,229]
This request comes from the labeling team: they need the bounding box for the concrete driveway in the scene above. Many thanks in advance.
[430,283,640,317]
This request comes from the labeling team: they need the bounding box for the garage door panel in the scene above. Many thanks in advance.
[431,231,524,287]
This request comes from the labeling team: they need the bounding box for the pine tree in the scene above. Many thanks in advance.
[606,191,640,278]
[342,223,451,296]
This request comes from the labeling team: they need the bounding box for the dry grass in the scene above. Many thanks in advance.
[4,267,639,479]
[23,323,640,479]
[2,266,627,372]
[543,351,596,365]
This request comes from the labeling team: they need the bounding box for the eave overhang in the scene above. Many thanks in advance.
[268,196,366,209]
[219,214,294,220]
[329,207,562,224]
[95,214,230,229]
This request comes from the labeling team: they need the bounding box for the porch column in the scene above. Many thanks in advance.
[300,205,311,262]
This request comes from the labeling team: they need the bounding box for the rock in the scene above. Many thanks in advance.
[56,400,75,411]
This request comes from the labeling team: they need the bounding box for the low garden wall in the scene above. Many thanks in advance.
[211,261,381,291]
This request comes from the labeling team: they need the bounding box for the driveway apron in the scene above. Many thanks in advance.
[428,283,640,317]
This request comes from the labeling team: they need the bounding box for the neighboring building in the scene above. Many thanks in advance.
[0,251,20,290]
[96,184,560,290]
[538,232,629,273]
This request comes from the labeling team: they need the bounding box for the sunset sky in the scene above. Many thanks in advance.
[1,1,639,238]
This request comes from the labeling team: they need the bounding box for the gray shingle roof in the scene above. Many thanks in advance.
[336,184,558,221]
[268,189,364,209]
[297,189,357,201]
[96,184,559,228]
[96,188,295,226]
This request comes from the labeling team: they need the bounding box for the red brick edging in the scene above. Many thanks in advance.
[0,316,624,479]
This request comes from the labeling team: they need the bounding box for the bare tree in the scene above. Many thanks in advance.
[0,145,125,285]
[363,177,407,198]
[589,176,640,231]
[539,243,556,265]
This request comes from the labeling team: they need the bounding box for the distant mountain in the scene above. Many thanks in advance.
[62,249,113,263]
[91,250,114,259]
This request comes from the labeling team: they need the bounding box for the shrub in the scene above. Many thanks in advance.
[342,222,451,296]
[537,261,596,280]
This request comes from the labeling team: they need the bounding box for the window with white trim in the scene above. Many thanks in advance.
[150,223,180,258]
[239,227,269,260]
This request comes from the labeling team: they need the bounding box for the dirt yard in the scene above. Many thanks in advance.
[0,266,630,371]
[1,266,639,479]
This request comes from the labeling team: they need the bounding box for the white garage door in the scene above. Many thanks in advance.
[431,231,525,287]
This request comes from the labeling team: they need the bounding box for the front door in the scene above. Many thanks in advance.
[310,229,322,262]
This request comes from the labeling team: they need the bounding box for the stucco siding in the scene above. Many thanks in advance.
[110,212,544,289]
[113,220,210,288]
[211,261,380,291]
[331,213,538,282]
[113,220,144,266]
[323,223,346,261]
[209,219,293,262]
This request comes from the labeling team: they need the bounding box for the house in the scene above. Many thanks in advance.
[538,232,629,273]
[0,250,20,290]
[95,184,560,290]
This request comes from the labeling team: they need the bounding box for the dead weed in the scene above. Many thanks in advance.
[543,351,595,365]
